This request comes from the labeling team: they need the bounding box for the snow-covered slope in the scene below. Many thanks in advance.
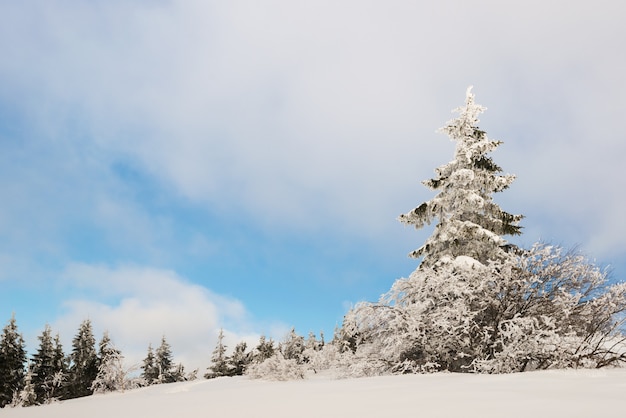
[4,369,626,418]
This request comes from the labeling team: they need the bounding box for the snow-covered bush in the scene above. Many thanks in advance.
[347,245,626,373]
[246,353,305,381]
[10,368,37,407]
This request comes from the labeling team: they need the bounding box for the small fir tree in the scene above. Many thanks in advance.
[205,329,231,378]
[154,336,175,383]
[253,335,275,364]
[305,331,324,352]
[11,365,37,407]
[50,333,68,400]
[302,332,327,372]
[229,342,251,376]
[170,363,187,382]
[141,344,159,385]
[0,315,27,408]
[92,332,126,393]
[280,328,305,364]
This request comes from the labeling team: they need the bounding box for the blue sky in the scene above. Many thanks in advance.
[1,1,625,371]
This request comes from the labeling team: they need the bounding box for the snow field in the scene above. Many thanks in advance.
[4,368,626,418]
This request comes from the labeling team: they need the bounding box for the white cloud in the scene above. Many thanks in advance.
[1,1,625,265]
[55,263,262,372]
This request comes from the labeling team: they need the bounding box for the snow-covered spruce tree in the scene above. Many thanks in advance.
[30,325,58,404]
[0,315,27,408]
[91,332,127,393]
[280,328,306,364]
[31,329,67,404]
[11,366,37,408]
[399,86,522,268]
[141,344,159,385]
[343,87,626,374]
[170,363,188,382]
[51,333,68,399]
[154,336,177,383]
[205,329,231,378]
[252,335,275,364]
[305,331,324,352]
[229,341,252,376]
[344,86,524,372]
[67,320,98,398]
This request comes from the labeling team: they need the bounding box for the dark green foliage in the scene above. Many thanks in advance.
[49,335,68,400]
[141,337,180,385]
[67,320,98,399]
[31,325,57,403]
[30,327,67,403]
[473,155,502,173]
[170,363,187,382]
[0,315,27,407]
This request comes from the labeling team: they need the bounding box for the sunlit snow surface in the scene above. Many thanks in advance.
[4,369,626,418]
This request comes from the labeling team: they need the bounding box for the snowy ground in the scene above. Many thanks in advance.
[4,369,626,418]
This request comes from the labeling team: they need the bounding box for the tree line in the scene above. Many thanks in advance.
[0,314,328,408]
[0,317,104,407]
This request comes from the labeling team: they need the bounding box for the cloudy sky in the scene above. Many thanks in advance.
[1,1,625,371]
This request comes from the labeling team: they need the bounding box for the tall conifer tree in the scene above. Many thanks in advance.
[67,320,98,398]
[31,325,57,403]
[398,86,522,268]
[0,315,27,407]
[155,336,175,383]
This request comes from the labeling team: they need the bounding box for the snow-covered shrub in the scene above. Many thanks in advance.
[10,369,37,408]
[346,244,626,374]
[246,353,305,381]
